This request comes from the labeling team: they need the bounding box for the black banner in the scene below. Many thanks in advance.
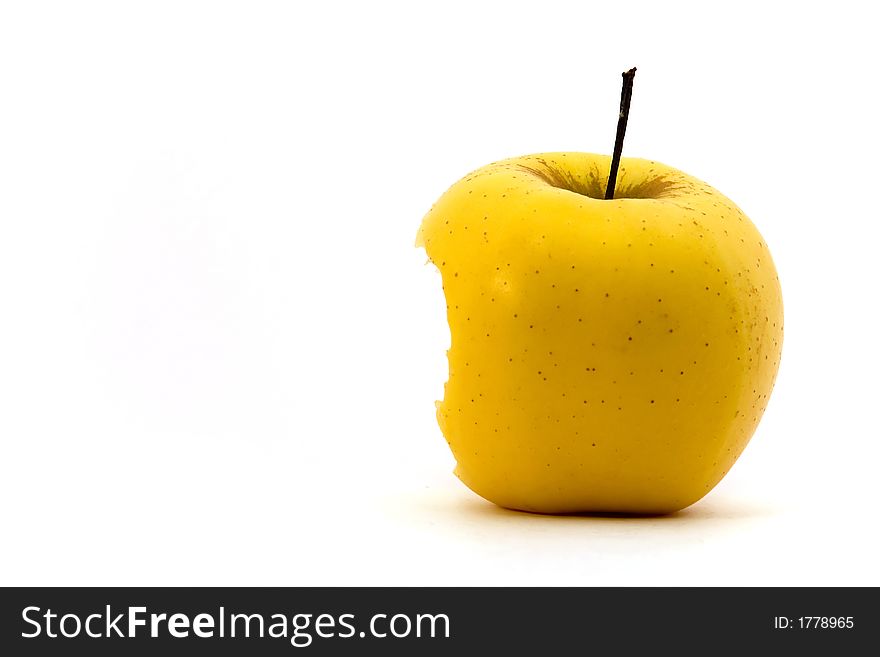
[1,587,874,654]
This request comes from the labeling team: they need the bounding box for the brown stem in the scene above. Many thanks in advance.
[605,67,637,200]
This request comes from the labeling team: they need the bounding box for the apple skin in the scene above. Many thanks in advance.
[417,153,783,514]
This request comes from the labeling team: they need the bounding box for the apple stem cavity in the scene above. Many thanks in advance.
[605,67,637,200]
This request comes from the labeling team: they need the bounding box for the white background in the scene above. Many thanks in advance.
[1,1,877,586]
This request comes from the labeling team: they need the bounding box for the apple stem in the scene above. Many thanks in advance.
[605,67,637,200]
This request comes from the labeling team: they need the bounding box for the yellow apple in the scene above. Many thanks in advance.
[416,153,783,514]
